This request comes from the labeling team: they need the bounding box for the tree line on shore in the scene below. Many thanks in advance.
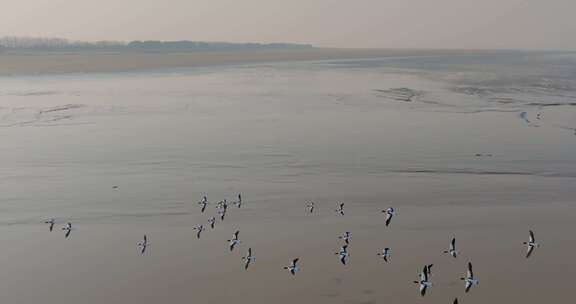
[0,36,314,51]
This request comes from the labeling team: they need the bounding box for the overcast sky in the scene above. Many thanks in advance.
[1,0,574,49]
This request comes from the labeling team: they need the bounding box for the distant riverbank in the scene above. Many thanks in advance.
[0,48,519,76]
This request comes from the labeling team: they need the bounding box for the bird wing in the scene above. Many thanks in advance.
[526,245,535,258]
[419,284,427,296]
[529,230,535,243]
[420,269,428,281]
[234,230,240,240]
[292,258,299,267]
[465,280,472,293]
[467,262,474,278]
[451,238,456,250]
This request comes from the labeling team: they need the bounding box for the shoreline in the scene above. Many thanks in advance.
[0,48,534,76]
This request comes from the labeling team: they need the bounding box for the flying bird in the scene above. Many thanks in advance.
[444,238,458,258]
[306,202,315,213]
[217,200,228,221]
[219,209,227,221]
[338,231,351,244]
[198,196,208,213]
[44,218,55,232]
[335,203,344,215]
[413,265,432,297]
[137,235,149,254]
[62,222,73,238]
[208,217,216,229]
[283,258,300,275]
[523,230,540,258]
[193,225,205,239]
[232,193,242,208]
[382,207,396,226]
[377,247,391,262]
[241,248,256,270]
[227,230,241,251]
[460,262,479,293]
[335,245,349,265]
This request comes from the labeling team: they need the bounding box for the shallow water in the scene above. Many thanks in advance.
[1,51,576,303]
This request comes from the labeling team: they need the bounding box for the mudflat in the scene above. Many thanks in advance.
[1,50,575,304]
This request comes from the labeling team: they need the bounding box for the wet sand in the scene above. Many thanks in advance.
[1,51,576,304]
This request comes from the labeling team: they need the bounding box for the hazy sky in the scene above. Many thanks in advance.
[2,0,575,49]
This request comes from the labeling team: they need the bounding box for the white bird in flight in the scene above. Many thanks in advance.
[227,230,241,251]
[335,203,345,215]
[218,208,227,221]
[208,217,216,229]
[377,247,391,262]
[193,225,205,239]
[381,207,396,226]
[232,194,242,208]
[444,237,458,258]
[198,196,208,213]
[306,202,315,213]
[523,230,540,258]
[335,245,349,265]
[460,262,479,293]
[44,218,55,232]
[413,265,432,297]
[62,222,73,238]
[138,235,149,254]
[241,247,256,270]
[283,258,300,275]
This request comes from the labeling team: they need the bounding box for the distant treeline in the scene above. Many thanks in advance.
[127,40,313,50]
[0,36,314,51]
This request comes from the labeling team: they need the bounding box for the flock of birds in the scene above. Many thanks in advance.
[43,193,541,303]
